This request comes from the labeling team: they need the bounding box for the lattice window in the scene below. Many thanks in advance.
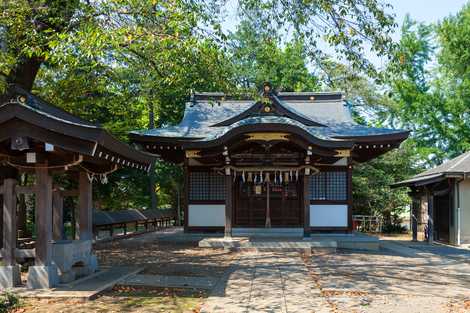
[309,171,347,201]
[189,172,226,201]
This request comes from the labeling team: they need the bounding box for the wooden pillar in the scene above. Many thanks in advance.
[78,171,93,240]
[411,196,418,242]
[183,161,189,232]
[303,175,310,237]
[52,191,64,241]
[427,190,434,244]
[225,174,233,237]
[35,167,53,266]
[265,181,271,228]
[347,160,353,231]
[2,179,17,266]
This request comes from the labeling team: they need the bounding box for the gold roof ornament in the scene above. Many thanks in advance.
[185,150,201,158]
[335,149,351,157]
[245,132,289,141]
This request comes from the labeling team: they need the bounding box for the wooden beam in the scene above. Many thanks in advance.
[78,171,93,240]
[2,179,17,266]
[224,175,233,237]
[35,167,53,266]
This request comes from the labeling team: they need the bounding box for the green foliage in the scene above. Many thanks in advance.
[229,19,319,91]
[1,0,439,219]
[386,12,470,165]
[352,142,422,221]
[0,291,20,313]
[237,0,397,77]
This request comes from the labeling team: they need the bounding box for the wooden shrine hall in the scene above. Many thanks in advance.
[131,83,409,237]
[0,85,154,289]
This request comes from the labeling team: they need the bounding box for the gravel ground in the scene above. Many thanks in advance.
[19,231,238,313]
[15,231,470,313]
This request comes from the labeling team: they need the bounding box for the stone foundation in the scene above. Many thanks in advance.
[27,264,59,289]
[0,265,21,288]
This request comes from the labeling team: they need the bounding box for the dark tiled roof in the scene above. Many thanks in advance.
[131,91,408,144]
[393,151,470,187]
[1,85,98,128]
[1,84,155,169]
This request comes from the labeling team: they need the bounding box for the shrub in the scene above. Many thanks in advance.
[382,223,408,234]
[0,292,19,313]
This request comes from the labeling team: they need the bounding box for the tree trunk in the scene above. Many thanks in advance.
[7,56,43,91]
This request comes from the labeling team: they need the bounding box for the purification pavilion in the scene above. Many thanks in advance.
[130,83,409,237]
[0,85,154,289]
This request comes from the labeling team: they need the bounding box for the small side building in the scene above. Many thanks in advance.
[393,151,470,246]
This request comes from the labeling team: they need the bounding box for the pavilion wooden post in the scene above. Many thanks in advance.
[35,167,53,266]
[303,174,310,237]
[0,178,21,287]
[2,179,17,266]
[27,166,59,289]
[225,174,233,237]
[52,190,64,241]
[427,189,434,244]
[79,171,93,241]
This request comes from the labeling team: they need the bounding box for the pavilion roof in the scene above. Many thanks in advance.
[0,85,155,171]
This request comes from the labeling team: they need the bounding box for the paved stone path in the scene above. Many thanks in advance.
[201,251,330,313]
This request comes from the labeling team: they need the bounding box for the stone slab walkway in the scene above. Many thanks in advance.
[201,251,330,313]
[123,274,218,290]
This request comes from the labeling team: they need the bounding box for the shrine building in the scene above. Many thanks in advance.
[131,83,409,237]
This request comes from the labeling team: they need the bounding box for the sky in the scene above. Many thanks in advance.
[221,0,469,68]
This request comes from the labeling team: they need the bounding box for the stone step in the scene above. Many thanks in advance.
[122,274,218,290]
[232,228,304,237]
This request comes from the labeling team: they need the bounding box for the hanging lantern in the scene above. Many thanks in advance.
[284,172,289,183]
[248,172,253,182]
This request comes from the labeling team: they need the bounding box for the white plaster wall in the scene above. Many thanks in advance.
[332,158,348,166]
[459,179,470,244]
[188,204,225,227]
[310,204,348,227]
